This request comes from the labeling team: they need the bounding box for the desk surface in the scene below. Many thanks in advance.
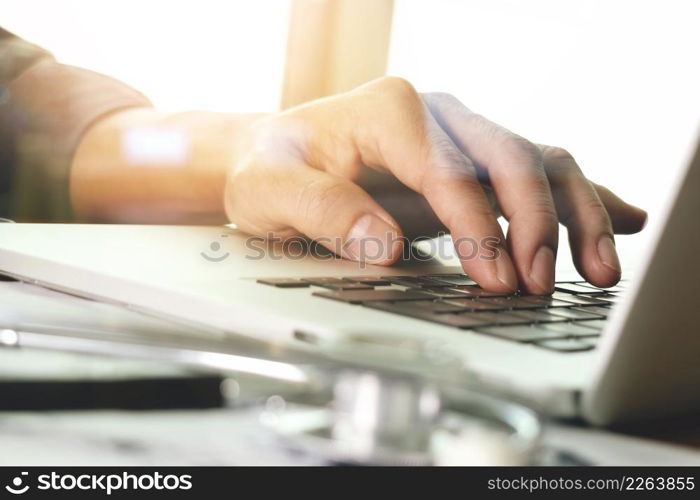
[1,280,699,466]
[1,407,699,466]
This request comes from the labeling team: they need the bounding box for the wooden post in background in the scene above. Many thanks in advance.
[281,0,394,109]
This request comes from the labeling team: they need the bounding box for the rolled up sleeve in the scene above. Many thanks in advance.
[0,28,152,221]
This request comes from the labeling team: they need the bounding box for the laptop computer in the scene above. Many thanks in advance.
[0,135,698,426]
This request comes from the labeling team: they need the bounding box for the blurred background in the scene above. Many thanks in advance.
[1,0,699,267]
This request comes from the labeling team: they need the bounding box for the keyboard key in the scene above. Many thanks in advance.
[443,298,507,311]
[425,275,478,286]
[572,306,610,317]
[547,308,605,321]
[445,285,514,298]
[411,300,470,314]
[478,297,546,310]
[518,296,576,308]
[313,289,435,304]
[302,278,373,290]
[343,276,392,286]
[555,283,607,294]
[552,292,609,306]
[534,337,597,352]
[470,312,533,325]
[575,282,626,294]
[421,287,482,298]
[476,325,569,342]
[256,278,310,288]
[417,277,456,287]
[322,282,375,290]
[540,322,601,337]
[301,277,342,283]
[413,276,458,287]
[508,310,569,323]
[578,319,607,332]
[433,313,504,328]
[381,276,442,288]
[364,302,501,328]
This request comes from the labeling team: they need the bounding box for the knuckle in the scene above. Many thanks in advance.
[582,192,608,216]
[421,157,478,195]
[529,210,560,237]
[561,193,610,228]
[377,76,419,101]
[547,158,583,179]
[510,193,559,229]
[542,146,586,182]
[543,145,574,162]
[539,207,560,228]
[542,146,584,182]
[467,114,507,146]
[502,135,543,165]
[432,190,496,230]
[428,131,468,167]
[526,193,560,223]
[451,204,496,232]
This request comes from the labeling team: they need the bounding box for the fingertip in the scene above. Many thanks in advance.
[636,209,649,231]
[521,245,556,295]
[461,252,519,293]
[470,273,519,294]
[372,236,405,266]
[585,268,621,289]
[618,206,648,234]
[342,213,404,265]
[580,254,622,289]
[494,250,519,293]
[597,235,621,274]
[640,211,649,230]
[598,185,648,234]
[570,234,622,289]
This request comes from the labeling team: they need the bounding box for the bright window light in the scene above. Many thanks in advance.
[0,0,291,112]
[389,0,700,267]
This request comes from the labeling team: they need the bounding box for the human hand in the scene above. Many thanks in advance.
[224,77,647,294]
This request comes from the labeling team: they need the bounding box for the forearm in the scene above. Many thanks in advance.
[70,108,265,224]
[1,28,156,222]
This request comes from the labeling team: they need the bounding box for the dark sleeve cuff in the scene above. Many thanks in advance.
[3,54,152,221]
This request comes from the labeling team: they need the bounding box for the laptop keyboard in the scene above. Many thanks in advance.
[256,274,625,353]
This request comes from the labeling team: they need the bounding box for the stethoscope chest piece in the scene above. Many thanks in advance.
[262,369,541,466]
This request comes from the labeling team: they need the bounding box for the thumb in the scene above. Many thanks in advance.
[278,164,404,264]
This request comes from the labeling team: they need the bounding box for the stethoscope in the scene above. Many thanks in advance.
[0,325,543,465]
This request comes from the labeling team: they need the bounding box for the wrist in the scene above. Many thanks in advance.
[71,108,268,223]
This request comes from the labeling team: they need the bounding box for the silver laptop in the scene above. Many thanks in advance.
[0,136,698,426]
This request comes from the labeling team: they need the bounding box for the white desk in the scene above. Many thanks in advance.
[1,280,699,466]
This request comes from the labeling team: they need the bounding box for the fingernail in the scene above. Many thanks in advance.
[494,250,519,292]
[530,246,555,293]
[345,214,400,263]
[641,213,649,229]
[597,235,621,274]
